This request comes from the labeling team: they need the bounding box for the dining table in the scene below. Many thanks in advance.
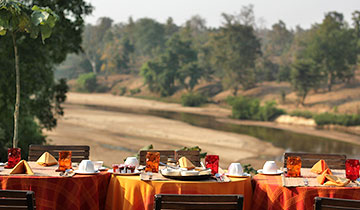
[0,161,111,210]
[251,173,360,210]
[105,174,253,210]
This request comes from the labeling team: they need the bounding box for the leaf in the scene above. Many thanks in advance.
[0,27,6,35]
[31,10,49,26]
[40,24,52,43]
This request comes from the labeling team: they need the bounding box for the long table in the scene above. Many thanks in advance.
[105,175,253,210]
[252,174,360,210]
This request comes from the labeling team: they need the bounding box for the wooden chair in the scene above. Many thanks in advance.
[28,145,90,163]
[139,150,201,167]
[0,190,35,210]
[314,197,360,210]
[283,152,346,169]
[154,194,244,210]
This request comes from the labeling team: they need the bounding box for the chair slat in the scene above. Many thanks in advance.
[162,203,238,209]
[161,195,239,202]
[0,190,35,210]
[139,150,201,166]
[28,145,89,162]
[283,153,346,169]
[315,197,360,210]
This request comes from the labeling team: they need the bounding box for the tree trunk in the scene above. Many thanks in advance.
[12,33,20,148]
[90,60,97,75]
[327,73,333,92]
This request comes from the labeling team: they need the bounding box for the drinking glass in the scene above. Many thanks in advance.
[56,151,72,172]
[145,152,160,173]
[205,155,219,175]
[345,159,360,181]
[6,148,21,168]
[286,156,301,177]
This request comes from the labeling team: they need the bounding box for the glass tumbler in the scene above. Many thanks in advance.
[286,156,301,177]
[145,152,160,173]
[345,159,360,181]
[6,148,21,168]
[57,151,72,172]
[205,155,219,175]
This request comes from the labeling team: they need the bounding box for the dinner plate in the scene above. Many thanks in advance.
[74,170,100,175]
[160,171,212,181]
[108,169,141,176]
[225,172,251,178]
[98,167,108,171]
[257,169,283,175]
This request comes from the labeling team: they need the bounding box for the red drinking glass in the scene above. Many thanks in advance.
[6,148,21,168]
[345,159,360,181]
[205,155,219,175]
[56,151,72,172]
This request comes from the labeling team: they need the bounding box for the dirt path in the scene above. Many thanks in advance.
[43,92,360,169]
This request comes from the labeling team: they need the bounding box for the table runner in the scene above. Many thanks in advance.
[252,174,360,210]
[105,174,252,210]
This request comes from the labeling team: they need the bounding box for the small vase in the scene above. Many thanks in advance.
[6,148,21,168]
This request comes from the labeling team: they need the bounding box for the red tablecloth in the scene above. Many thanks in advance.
[0,172,111,210]
[252,174,360,210]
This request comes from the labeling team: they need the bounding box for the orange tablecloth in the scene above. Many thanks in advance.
[105,175,252,210]
[0,172,111,210]
[252,174,360,210]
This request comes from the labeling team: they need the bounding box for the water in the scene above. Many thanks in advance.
[82,104,360,158]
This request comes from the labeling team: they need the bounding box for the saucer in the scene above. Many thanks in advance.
[257,169,283,175]
[225,172,251,178]
[98,167,108,171]
[74,170,100,174]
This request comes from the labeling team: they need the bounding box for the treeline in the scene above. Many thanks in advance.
[58,5,360,105]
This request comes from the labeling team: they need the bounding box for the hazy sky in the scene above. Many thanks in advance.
[84,0,359,29]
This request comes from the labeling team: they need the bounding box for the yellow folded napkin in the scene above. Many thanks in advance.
[36,152,58,166]
[324,174,350,187]
[311,160,330,174]
[10,160,34,175]
[178,157,195,170]
[316,168,333,185]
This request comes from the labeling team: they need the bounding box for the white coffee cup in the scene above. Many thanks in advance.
[92,161,103,170]
[262,161,278,174]
[228,163,243,175]
[125,157,139,167]
[78,160,96,172]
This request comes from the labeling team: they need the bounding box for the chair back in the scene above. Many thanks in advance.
[0,190,35,210]
[139,150,200,167]
[314,197,360,210]
[154,194,244,210]
[283,152,346,169]
[28,145,90,163]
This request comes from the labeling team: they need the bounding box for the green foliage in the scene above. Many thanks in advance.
[227,96,285,121]
[243,164,258,175]
[130,88,141,95]
[76,73,97,93]
[181,92,207,107]
[314,113,360,126]
[290,110,314,119]
[176,146,207,159]
[118,87,127,96]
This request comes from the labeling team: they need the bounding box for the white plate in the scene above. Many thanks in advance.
[98,167,107,171]
[257,169,283,175]
[225,172,251,178]
[74,170,100,175]
[0,163,5,167]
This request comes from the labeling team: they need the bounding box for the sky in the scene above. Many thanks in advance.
[84,0,360,29]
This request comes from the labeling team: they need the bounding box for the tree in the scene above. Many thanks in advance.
[309,12,357,91]
[0,1,58,148]
[211,13,261,94]
[290,59,322,105]
[0,0,91,160]
[82,17,113,74]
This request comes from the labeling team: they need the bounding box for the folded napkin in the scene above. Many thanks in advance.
[311,160,330,174]
[10,160,34,175]
[36,152,58,166]
[178,157,195,170]
[316,168,333,185]
[324,174,350,187]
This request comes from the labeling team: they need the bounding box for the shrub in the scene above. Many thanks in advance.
[130,88,141,95]
[314,113,360,126]
[181,93,207,107]
[119,87,127,96]
[290,110,314,119]
[76,73,97,93]
[227,96,285,121]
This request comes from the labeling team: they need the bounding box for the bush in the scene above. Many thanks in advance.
[130,88,141,95]
[119,87,127,96]
[76,73,97,93]
[227,96,285,121]
[290,110,314,119]
[314,112,360,126]
[181,93,207,107]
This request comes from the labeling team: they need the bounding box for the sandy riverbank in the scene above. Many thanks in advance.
[43,92,360,169]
